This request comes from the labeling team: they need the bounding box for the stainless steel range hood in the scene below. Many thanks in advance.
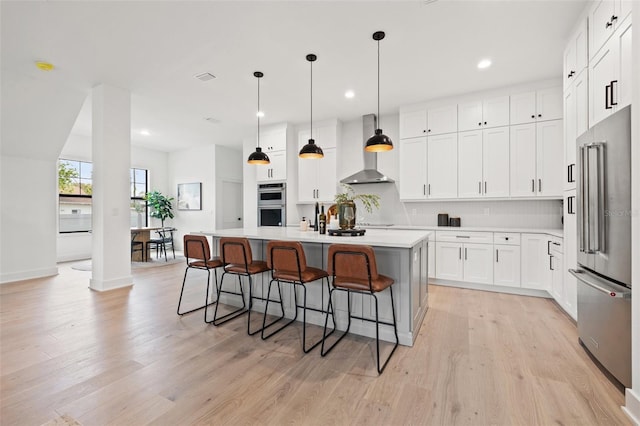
[340,114,394,185]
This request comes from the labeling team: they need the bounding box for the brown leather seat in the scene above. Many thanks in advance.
[262,241,332,352]
[178,235,223,320]
[321,243,399,374]
[213,237,270,335]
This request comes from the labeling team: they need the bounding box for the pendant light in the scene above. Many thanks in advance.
[365,31,394,152]
[299,54,324,159]
[247,71,270,165]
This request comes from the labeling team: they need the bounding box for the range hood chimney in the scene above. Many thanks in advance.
[340,114,395,185]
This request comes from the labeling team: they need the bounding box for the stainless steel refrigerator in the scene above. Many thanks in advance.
[570,105,632,389]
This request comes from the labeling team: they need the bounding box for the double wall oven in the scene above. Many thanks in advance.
[257,183,286,227]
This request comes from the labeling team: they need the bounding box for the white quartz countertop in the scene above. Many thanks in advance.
[363,225,563,238]
[198,227,431,249]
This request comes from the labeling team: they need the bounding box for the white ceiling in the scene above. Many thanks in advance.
[1,0,586,154]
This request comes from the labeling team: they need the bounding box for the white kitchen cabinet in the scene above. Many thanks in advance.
[589,17,632,126]
[521,233,552,291]
[427,133,458,199]
[435,242,464,281]
[435,232,493,285]
[510,87,563,125]
[462,243,494,284]
[494,244,521,287]
[563,17,588,92]
[256,150,286,182]
[400,105,457,139]
[261,126,288,152]
[563,71,588,191]
[399,133,457,200]
[427,105,458,135]
[550,249,564,302]
[458,96,509,132]
[458,127,509,198]
[589,0,633,60]
[510,121,563,198]
[399,137,428,200]
[298,126,337,203]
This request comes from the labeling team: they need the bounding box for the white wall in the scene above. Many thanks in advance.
[168,145,216,249]
[56,134,170,262]
[0,156,59,283]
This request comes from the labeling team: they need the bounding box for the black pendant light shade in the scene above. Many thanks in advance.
[365,31,393,153]
[248,71,270,165]
[299,54,324,159]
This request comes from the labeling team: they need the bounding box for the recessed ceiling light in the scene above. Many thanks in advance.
[477,59,492,69]
[35,61,54,71]
[256,111,264,118]
[345,90,355,99]
[139,129,150,136]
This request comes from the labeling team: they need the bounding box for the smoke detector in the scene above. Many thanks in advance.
[194,72,216,82]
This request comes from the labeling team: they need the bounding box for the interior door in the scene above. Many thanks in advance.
[221,181,243,229]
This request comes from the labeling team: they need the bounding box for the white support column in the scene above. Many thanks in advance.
[90,84,132,291]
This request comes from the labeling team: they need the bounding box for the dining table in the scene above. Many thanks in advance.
[131,227,162,261]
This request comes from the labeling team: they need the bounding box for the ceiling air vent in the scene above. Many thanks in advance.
[194,72,216,82]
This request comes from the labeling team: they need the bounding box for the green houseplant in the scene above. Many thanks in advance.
[144,191,174,228]
[334,184,381,229]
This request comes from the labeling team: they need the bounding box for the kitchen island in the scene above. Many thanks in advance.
[199,227,430,346]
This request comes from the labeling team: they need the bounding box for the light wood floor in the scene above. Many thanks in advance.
[0,261,631,425]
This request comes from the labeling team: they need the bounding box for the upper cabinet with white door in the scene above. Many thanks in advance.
[564,70,588,191]
[458,127,510,198]
[589,15,632,126]
[399,104,457,138]
[510,87,563,125]
[589,0,633,60]
[297,121,340,203]
[563,17,588,93]
[458,95,509,132]
[510,120,563,197]
[256,123,289,183]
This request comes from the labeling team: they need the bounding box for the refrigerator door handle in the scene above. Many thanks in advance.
[587,142,605,254]
[578,145,587,252]
[569,269,630,299]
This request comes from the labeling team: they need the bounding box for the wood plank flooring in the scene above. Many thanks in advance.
[0,262,631,425]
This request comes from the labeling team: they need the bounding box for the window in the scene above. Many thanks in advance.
[58,159,148,233]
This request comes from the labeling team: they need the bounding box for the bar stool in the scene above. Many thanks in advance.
[212,237,270,335]
[178,235,223,321]
[262,241,335,353]
[321,243,399,374]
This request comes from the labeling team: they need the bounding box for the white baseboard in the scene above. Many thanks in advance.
[89,275,133,291]
[431,278,552,298]
[623,388,640,425]
[0,266,58,284]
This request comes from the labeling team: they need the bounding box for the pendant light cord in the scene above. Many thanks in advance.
[377,38,381,129]
[310,59,313,139]
[257,76,260,147]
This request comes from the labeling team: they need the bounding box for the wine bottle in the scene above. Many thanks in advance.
[319,204,326,234]
[313,202,319,232]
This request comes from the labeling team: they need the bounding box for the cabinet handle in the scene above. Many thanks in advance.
[478,122,482,126]
[428,184,431,195]
[465,248,468,260]
[423,129,427,133]
[484,121,487,125]
[496,249,499,263]
[547,240,552,256]
[568,195,576,215]
[568,163,575,183]
[484,181,487,193]
[423,184,426,196]
[478,181,481,194]
[611,80,618,106]
[455,235,470,238]
[538,114,542,118]
[531,179,535,193]
[427,129,431,133]
[606,20,613,28]
[605,83,612,109]
[531,114,535,119]
[550,255,554,270]
[611,14,618,22]
[459,247,462,260]
[538,179,542,193]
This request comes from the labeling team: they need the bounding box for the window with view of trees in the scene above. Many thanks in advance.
[58,159,148,233]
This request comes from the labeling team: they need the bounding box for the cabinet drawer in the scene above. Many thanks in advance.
[548,236,563,254]
[494,233,520,245]
[435,231,493,244]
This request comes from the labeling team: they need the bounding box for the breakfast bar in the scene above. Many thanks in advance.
[200,227,430,346]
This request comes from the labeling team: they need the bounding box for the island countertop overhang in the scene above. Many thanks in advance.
[197,227,431,249]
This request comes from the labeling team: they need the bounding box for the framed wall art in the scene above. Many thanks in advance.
[177,182,202,211]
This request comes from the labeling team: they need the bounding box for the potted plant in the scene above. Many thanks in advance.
[144,190,174,228]
[334,184,381,229]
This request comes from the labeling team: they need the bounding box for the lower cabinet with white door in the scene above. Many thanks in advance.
[494,233,521,287]
[435,231,494,284]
